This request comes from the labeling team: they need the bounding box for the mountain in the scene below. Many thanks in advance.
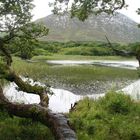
[36,13,140,43]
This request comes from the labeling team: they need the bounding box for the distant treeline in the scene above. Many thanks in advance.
[9,41,140,59]
[34,41,140,56]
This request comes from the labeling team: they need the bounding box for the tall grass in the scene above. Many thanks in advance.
[12,57,138,85]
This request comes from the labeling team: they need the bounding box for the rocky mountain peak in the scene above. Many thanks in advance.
[36,12,140,43]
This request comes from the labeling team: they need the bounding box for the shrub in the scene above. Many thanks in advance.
[99,92,132,114]
[69,92,140,140]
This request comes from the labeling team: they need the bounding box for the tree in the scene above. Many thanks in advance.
[0,0,76,139]
[105,35,140,67]
[0,0,127,139]
[0,0,49,102]
[52,0,126,21]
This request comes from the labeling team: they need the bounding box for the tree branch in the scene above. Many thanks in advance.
[105,35,135,56]
[0,85,77,140]
[4,69,50,107]
[112,0,125,13]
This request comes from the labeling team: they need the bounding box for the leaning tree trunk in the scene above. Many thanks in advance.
[105,35,140,69]
[0,85,77,140]
[0,42,77,139]
[0,65,49,107]
[0,41,12,66]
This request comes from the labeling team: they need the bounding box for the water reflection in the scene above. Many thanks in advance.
[3,70,140,113]
[4,83,40,104]
[47,60,139,70]
[121,79,140,100]
[3,82,104,113]
[49,88,104,113]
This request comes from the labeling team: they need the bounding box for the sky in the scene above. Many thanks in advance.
[32,0,140,23]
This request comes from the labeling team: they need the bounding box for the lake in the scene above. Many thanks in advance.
[3,60,140,113]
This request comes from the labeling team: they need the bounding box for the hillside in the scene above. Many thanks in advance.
[36,13,140,43]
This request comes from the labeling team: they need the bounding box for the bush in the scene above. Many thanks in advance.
[33,48,51,56]
[100,92,132,114]
[69,92,140,140]
[32,41,126,56]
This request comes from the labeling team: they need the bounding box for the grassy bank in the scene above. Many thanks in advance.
[32,54,135,61]
[12,57,138,85]
[69,92,140,140]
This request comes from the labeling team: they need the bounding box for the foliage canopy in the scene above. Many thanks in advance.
[0,0,49,60]
[52,0,126,21]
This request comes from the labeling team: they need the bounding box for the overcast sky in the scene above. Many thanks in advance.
[32,0,140,23]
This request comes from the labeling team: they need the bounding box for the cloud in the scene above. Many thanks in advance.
[32,0,54,21]
[119,0,140,23]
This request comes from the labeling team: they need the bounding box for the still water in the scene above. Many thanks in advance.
[47,60,139,69]
[3,60,140,113]
[4,82,104,113]
[4,78,140,113]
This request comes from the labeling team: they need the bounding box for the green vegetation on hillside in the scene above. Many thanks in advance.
[32,41,119,56]
[32,54,134,61]
[15,41,140,60]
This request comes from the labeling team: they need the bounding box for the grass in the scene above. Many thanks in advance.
[68,92,140,140]
[0,110,54,140]
[32,54,135,61]
[12,57,138,86]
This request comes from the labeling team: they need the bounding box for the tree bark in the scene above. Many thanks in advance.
[5,71,45,95]
[0,41,12,66]
[0,85,77,140]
